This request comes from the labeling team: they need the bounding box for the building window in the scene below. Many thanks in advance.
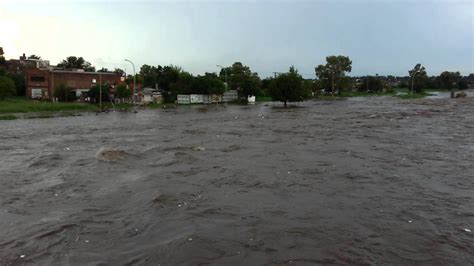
[31,76,45,82]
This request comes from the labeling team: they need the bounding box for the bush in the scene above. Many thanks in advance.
[458,80,468,90]
[116,84,131,99]
[0,75,16,100]
[88,84,110,103]
[54,83,76,102]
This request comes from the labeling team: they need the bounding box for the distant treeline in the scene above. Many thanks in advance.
[0,49,472,104]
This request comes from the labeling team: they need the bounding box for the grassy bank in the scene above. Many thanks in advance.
[0,98,98,114]
[256,96,273,102]
[0,114,17,120]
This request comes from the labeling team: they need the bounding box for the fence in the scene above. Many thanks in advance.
[223,90,238,102]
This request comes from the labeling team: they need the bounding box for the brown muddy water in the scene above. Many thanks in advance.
[0,96,473,265]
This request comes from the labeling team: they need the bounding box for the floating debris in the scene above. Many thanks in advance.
[96,148,127,161]
[20,255,25,258]
[464,228,471,233]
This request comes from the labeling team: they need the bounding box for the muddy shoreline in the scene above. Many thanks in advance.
[1,96,473,265]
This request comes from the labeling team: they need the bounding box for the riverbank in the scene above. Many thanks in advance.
[0,98,97,114]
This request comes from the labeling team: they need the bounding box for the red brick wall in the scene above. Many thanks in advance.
[26,69,50,99]
[50,72,123,92]
[26,69,124,101]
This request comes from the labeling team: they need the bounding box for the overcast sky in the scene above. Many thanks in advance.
[1,0,472,78]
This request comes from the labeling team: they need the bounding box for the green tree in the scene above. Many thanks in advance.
[261,77,274,96]
[436,71,460,90]
[170,71,194,95]
[222,62,261,100]
[302,79,318,97]
[315,55,352,96]
[0,47,5,66]
[57,56,95,72]
[7,73,26,96]
[408,64,427,94]
[116,84,131,99]
[458,80,468,90]
[97,67,109,72]
[269,66,308,107]
[359,76,385,92]
[158,65,183,103]
[192,73,225,95]
[28,54,41,60]
[54,83,76,102]
[88,84,110,103]
[139,64,159,87]
[0,75,16,100]
[114,68,125,76]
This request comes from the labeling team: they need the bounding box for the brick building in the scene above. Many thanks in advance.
[26,69,125,101]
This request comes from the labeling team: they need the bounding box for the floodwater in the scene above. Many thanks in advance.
[1,96,473,265]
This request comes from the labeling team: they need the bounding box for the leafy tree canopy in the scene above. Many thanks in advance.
[116,84,131,98]
[359,76,385,92]
[221,62,261,98]
[436,71,460,90]
[57,56,95,72]
[269,66,308,107]
[408,64,428,93]
[315,55,352,95]
[28,54,41,60]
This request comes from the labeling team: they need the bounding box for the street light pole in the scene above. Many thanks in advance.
[125,59,136,107]
[216,65,227,91]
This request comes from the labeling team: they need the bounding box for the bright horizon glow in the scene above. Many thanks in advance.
[0,0,472,78]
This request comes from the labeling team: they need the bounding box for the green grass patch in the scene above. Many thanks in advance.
[0,97,98,114]
[256,96,273,102]
[0,114,17,120]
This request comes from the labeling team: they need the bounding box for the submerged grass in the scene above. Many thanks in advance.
[338,91,396,97]
[396,91,433,99]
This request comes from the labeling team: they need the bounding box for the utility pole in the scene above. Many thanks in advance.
[99,72,102,112]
